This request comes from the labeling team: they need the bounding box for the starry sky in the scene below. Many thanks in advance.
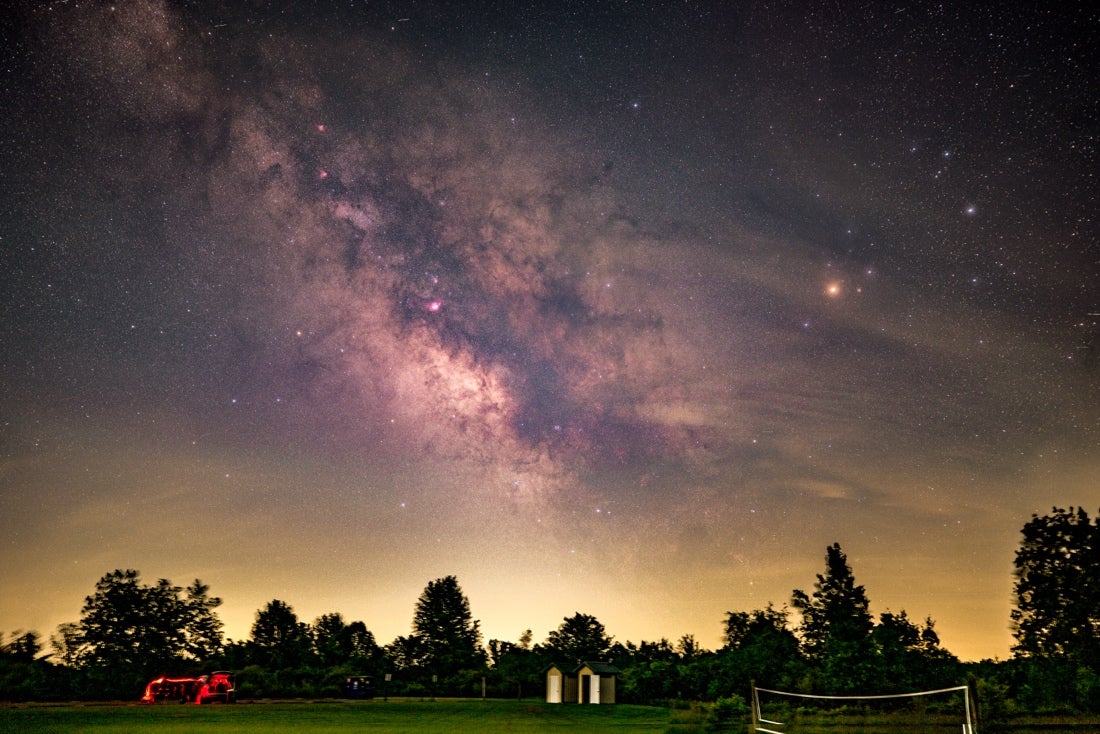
[1,1,1096,663]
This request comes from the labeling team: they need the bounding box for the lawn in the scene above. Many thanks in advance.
[0,699,700,733]
[4,699,1098,733]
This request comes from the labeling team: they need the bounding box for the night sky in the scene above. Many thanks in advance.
[1,1,1096,663]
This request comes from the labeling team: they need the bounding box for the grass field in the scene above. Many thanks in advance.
[3,699,1098,733]
[0,698,703,733]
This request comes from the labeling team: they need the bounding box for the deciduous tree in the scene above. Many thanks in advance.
[53,570,222,696]
[718,604,802,696]
[69,570,219,676]
[1012,506,1100,666]
[542,612,612,664]
[1011,506,1100,711]
[311,612,381,669]
[873,610,958,692]
[249,599,311,669]
[488,631,542,699]
[76,571,181,671]
[385,634,424,673]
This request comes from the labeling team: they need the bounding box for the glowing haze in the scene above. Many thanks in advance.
[1,1,1096,663]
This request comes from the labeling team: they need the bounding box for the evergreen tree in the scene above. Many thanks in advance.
[183,580,224,662]
[3,631,42,663]
[50,622,86,668]
[411,576,485,679]
[791,543,877,693]
[0,631,59,703]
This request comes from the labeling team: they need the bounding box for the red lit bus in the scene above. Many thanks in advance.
[140,671,236,704]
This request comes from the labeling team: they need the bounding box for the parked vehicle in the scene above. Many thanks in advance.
[345,676,375,699]
[141,671,236,704]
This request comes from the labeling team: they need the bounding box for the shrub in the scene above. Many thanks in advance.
[708,693,750,730]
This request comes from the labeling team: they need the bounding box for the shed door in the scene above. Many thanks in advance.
[547,672,561,703]
[589,673,600,704]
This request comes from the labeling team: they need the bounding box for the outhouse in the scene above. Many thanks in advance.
[545,661,619,704]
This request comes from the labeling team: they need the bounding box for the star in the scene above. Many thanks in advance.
[0,0,1091,669]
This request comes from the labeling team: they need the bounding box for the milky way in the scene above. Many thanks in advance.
[1,0,1096,660]
[30,1,708,483]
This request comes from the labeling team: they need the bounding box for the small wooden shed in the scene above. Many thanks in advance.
[545,661,619,704]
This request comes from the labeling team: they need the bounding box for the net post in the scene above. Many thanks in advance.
[749,680,758,733]
[965,676,978,734]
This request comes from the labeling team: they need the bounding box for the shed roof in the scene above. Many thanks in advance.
[574,661,620,675]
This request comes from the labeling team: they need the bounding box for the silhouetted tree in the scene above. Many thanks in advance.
[873,610,958,692]
[54,570,222,697]
[792,543,876,693]
[2,631,42,663]
[638,638,678,663]
[75,571,183,673]
[676,634,703,662]
[723,605,794,649]
[0,630,65,702]
[312,612,352,668]
[488,630,543,698]
[1011,506,1100,710]
[49,623,86,668]
[311,612,381,670]
[345,620,383,669]
[1012,507,1099,663]
[411,576,485,680]
[542,612,613,664]
[183,579,224,662]
[385,634,425,674]
[716,604,803,697]
[249,599,311,669]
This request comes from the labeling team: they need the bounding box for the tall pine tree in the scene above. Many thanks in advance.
[412,576,485,681]
[792,543,877,693]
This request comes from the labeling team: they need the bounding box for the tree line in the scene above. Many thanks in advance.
[1,506,1096,717]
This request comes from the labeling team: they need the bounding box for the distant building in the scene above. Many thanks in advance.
[545,661,619,704]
